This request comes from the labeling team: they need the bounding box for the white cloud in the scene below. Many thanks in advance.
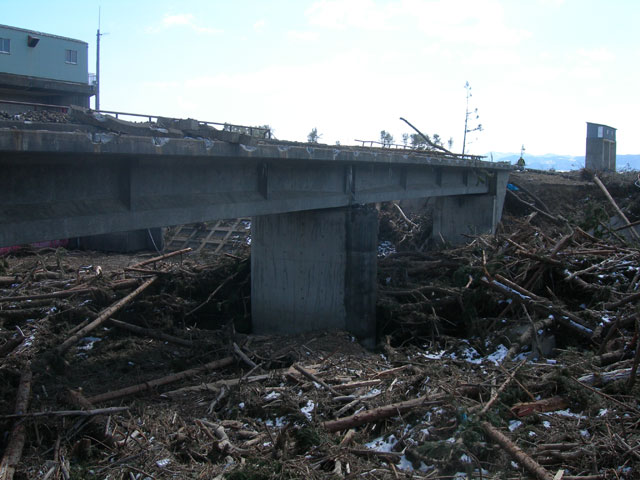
[577,47,614,63]
[306,0,530,46]
[148,13,223,35]
[537,0,565,6]
[305,0,395,30]
[287,30,319,42]
[162,13,193,27]
[253,19,266,32]
[407,0,530,47]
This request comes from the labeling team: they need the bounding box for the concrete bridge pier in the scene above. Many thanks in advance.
[251,205,378,348]
[432,170,509,244]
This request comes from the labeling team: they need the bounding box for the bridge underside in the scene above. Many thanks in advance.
[0,127,510,344]
[0,131,507,247]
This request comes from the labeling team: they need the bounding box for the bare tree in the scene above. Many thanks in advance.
[307,127,321,143]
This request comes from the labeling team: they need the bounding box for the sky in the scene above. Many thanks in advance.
[2,0,639,155]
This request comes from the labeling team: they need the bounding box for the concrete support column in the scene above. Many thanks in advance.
[432,170,509,244]
[251,205,378,347]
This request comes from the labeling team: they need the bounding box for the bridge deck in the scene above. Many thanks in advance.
[0,115,511,247]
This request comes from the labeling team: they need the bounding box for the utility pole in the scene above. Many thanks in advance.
[96,7,103,110]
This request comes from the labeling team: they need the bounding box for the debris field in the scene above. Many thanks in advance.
[1,169,640,480]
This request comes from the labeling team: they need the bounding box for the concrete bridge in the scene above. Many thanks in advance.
[0,114,511,346]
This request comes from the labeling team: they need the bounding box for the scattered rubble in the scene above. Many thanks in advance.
[1,169,640,479]
[0,109,69,123]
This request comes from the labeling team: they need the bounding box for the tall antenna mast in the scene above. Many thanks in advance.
[461,81,482,156]
[462,81,470,156]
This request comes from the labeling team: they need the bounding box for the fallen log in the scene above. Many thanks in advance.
[108,318,193,347]
[605,290,640,310]
[510,397,569,417]
[87,355,234,403]
[482,277,593,341]
[0,307,48,322]
[162,373,272,397]
[627,317,640,389]
[570,376,640,414]
[129,247,192,269]
[293,363,340,396]
[505,316,556,362]
[0,333,26,358]
[0,278,140,304]
[593,175,640,242]
[0,368,32,480]
[0,276,20,287]
[56,276,157,354]
[333,379,383,391]
[322,396,442,433]
[0,287,101,303]
[595,348,634,367]
[0,406,128,420]
[162,364,319,398]
[577,367,640,387]
[481,421,553,480]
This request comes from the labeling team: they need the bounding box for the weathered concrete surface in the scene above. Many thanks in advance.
[0,128,511,247]
[432,169,509,244]
[251,206,377,346]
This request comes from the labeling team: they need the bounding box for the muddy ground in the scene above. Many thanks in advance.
[1,169,640,479]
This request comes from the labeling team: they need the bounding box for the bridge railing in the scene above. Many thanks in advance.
[353,138,485,161]
[354,139,411,149]
[94,109,272,139]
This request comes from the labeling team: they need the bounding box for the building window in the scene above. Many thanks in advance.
[65,49,78,64]
[0,38,10,54]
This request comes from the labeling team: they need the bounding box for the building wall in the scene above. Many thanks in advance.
[586,122,617,172]
[0,24,88,84]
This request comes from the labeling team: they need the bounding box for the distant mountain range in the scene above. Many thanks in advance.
[484,153,640,172]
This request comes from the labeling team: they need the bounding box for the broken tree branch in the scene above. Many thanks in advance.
[185,272,238,317]
[56,276,157,354]
[87,356,234,403]
[0,406,129,420]
[323,396,442,432]
[108,318,193,347]
[0,368,32,480]
[482,276,593,341]
[593,175,640,242]
[481,421,553,480]
[506,189,565,224]
[0,278,140,304]
[477,360,526,414]
[0,332,26,358]
[129,247,192,269]
[233,342,258,369]
[293,363,340,396]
